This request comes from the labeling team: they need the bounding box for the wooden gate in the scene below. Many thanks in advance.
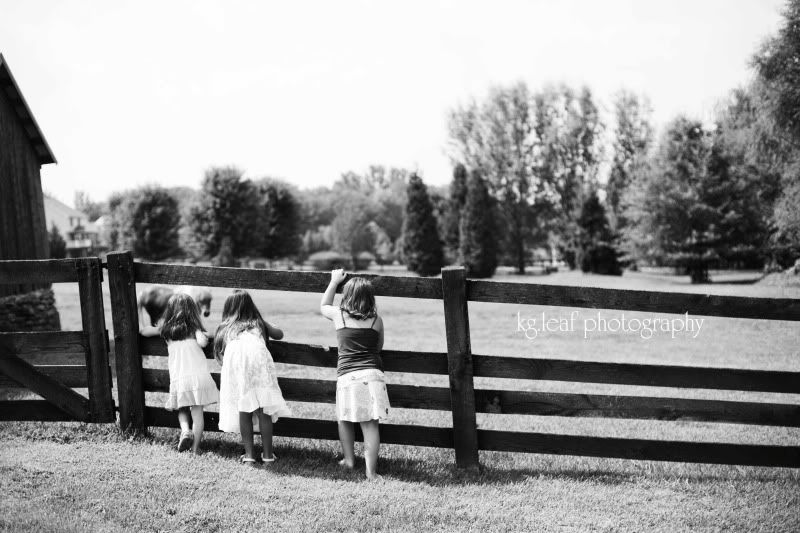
[0,258,114,423]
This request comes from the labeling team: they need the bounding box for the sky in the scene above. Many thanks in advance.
[0,0,787,207]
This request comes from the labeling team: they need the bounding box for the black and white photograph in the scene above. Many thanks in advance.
[1,1,799,531]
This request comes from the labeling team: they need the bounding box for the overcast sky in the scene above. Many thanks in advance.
[1,0,786,207]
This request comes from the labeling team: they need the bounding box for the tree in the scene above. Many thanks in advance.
[444,164,468,255]
[106,186,181,260]
[254,178,302,260]
[188,166,260,260]
[73,191,105,222]
[622,117,729,283]
[459,171,498,278]
[448,82,550,273]
[331,191,378,268]
[537,85,605,268]
[401,174,444,276]
[753,0,800,141]
[606,91,654,231]
[48,224,66,259]
[129,187,182,260]
[577,192,621,275]
[752,2,800,264]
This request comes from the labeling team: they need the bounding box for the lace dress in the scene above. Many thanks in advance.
[164,330,219,410]
[218,327,291,433]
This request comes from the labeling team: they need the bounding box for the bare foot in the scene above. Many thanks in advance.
[338,458,355,469]
[366,473,383,482]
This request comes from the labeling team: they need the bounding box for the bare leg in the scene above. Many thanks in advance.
[239,411,256,460]
[190,405,204,454]
[177,407,191,432]
[256,409,274,460]
[360,420,380,480]
[337,421,355,468]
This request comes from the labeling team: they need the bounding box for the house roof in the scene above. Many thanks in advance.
[44,195,98,235]
[0,53,56,165]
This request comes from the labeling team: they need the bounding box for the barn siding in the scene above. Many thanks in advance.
[0,83,49,296]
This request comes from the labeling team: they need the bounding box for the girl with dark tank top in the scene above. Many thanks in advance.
[320,269,389,481]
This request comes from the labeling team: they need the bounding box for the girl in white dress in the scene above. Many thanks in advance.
[161,293,219,454]
[214,290,291,466]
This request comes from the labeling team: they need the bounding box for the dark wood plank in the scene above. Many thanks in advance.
[0,353,89,420]
[107,251,145,432]
[442,266,480,470]
[0,331,86,358]
[472,355,800,393]
[134,262,443,300]
[145,407,454,448]
[0,400,74,421]
[77,258,114,423]
[474,389,800,427]
[0,365,87,388]
[467,280,800,322]
[141,369,453,411]
[477,429,800,467]
[0,259,80,284]
[138,336,450,375]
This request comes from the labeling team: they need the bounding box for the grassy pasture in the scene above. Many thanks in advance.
[2,268,799,531]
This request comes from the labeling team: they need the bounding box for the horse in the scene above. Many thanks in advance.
[137,285,213,334]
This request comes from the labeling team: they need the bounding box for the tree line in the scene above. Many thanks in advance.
[55,1,800,281]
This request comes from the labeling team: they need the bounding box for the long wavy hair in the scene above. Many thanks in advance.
[160,293,205,342]
[340,277,377,320]
[213,290,269,363]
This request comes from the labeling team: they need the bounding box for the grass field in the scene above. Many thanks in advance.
[2,268,799,531]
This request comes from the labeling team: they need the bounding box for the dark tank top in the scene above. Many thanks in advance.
[335,309,383,377]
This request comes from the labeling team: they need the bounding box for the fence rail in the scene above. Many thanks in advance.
[0,258,114,424]
[2,254,799,469]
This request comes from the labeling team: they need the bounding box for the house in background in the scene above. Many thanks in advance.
[43,195,101,257]
[0,53,56,297]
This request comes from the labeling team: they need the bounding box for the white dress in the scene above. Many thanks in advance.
[165,331,219,410]
[218,327,291,433]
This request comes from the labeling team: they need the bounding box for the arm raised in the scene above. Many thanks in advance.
[320,268,347,321]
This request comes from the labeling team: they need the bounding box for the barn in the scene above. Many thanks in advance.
[0,53,60,330]
[0,53,56,296]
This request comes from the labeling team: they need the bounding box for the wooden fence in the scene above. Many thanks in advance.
[1,253,799,469]
[0,258,114,424]
[105,251,800,469]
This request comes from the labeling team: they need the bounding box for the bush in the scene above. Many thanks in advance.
[308,250,350,271]
[580,244,623,276]
[354,251,375,270]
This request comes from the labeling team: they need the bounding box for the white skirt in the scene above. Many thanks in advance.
[218,330,291,433]
[336,369,390,422]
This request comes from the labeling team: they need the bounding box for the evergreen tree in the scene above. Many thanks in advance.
[577,192,621,275]
[402,174,444,276]
[459,170,497,278]
[48,224,67,259]
[444,164,468,254]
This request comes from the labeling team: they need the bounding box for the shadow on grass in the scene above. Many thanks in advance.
[2,421,798,486]
[142,425,800,487]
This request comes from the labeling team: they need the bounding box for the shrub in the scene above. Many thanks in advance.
[308,250,350,271]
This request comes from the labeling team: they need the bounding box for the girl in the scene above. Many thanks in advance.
[161,293,219,454]
[320,269,389,481]
[215,290,291,466]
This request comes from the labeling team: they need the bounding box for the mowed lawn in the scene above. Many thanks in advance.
[1,268,799,531]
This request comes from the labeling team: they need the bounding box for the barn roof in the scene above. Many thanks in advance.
[0,54,56,165]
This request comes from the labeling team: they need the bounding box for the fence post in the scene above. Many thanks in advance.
[441,266,480,471]
[76,257,115,422]
[107,251,146,433]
